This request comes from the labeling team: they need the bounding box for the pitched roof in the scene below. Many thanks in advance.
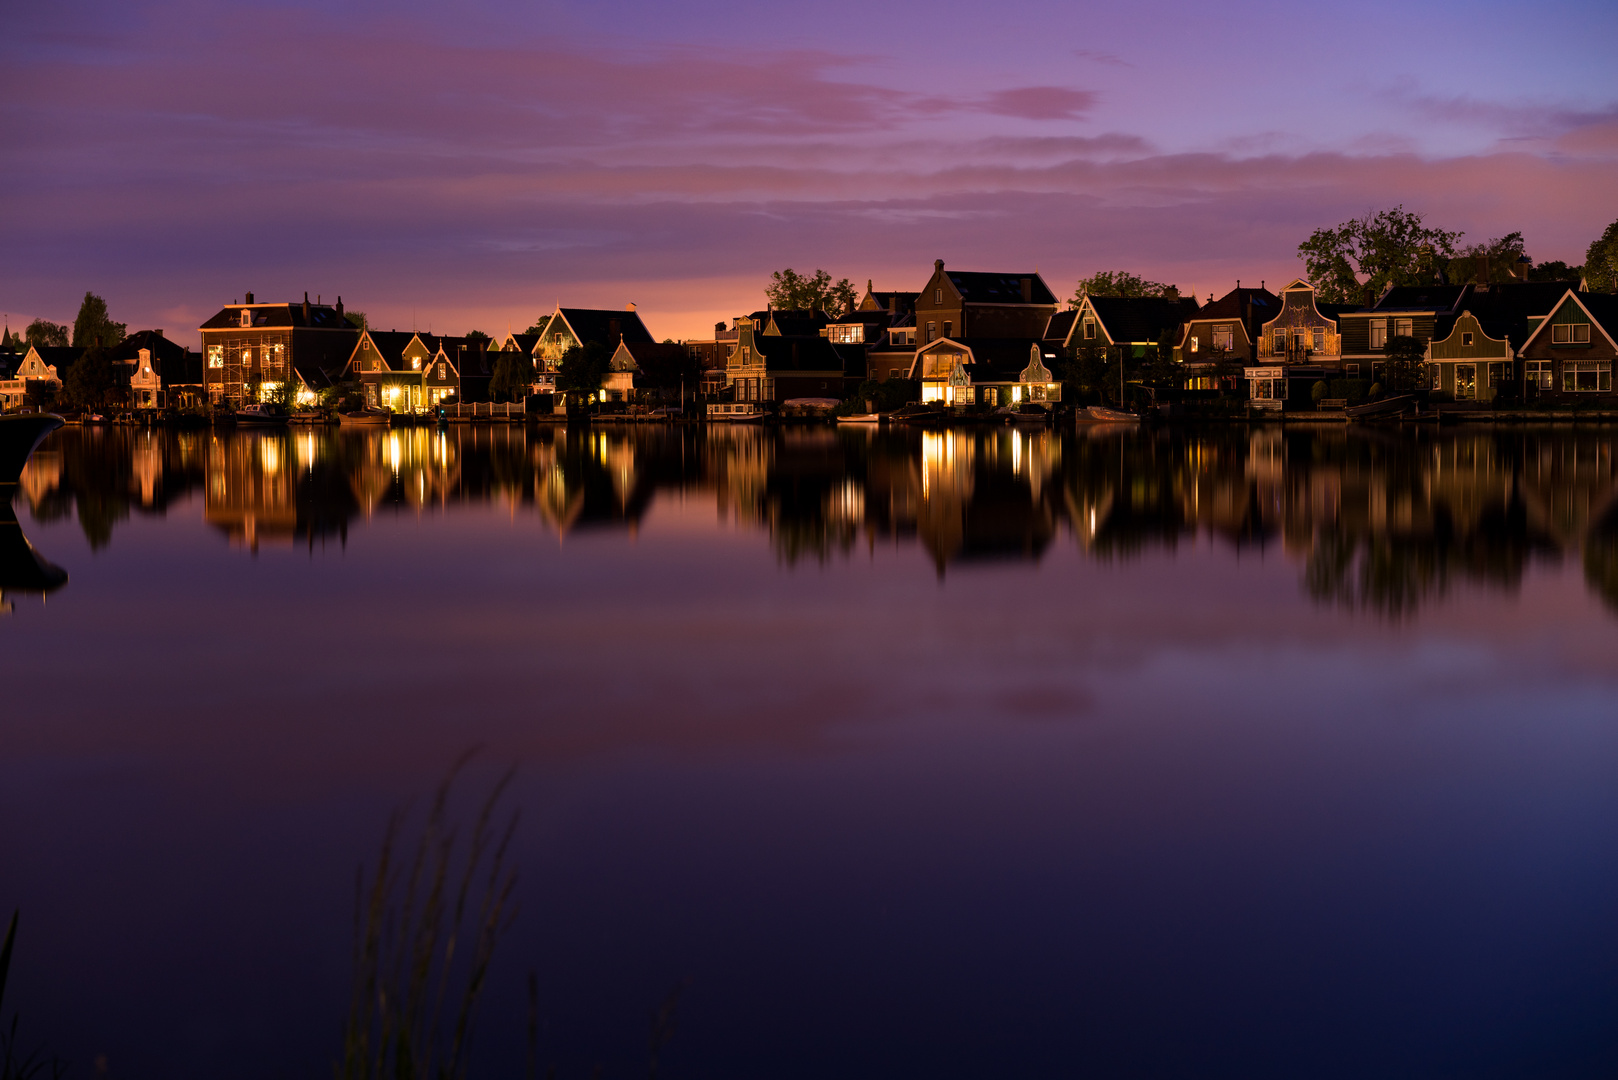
[1180,286,1278,341]
[945,271,1057,306]
[1044,311,1078,342]
[1462,281,1585,347]
[752,335,848,373]
[1083,295,1200,343]
[200,300,353,330]
[1371,284,1470,313]
[555,308,653,348]
[859,287,919,316]
[919,337,1051,380]
[747,309,834,337]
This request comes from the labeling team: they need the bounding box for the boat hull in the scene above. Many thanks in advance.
[1081,406,1140,423]
[0,413,65,486]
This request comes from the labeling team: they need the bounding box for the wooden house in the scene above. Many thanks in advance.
[199,292,358,405]
[1517,291,1618,397]
[0,346,75,409]
[723,317,850,402]
[1243,279,1345,409]
[1173,284,1279,387]
[1337,283,1470,382]
[111,330,203,409]
[1064,293,1201,358]
[345,330,488,411]
[912,338,1061,406]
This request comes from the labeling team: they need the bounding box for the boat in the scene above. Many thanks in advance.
[289,410,330,425]
[836,413,882,424]
[235,403,288,426]
[1081,405,1141,423]
[0,495,68,602]
[889,404,948,426]
[1344,394,1416,420]
[706,403,769,422]
[338,408,392,427]
[997,404,1051,424]
[0,412,65,486]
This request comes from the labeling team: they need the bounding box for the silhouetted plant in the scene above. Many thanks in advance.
[0,911,67,1080]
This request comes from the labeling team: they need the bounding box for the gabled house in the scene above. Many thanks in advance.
[723,317,849,403]
[915,260,1058,344]
[0,345,76,409]
[1244,279,1344,409]
[345,330,486,411]
[199,292,359,405]
[111,330,204,409]
[852,282,921,383]
[911,338,1061,407]
[532,305,654,372]
[1065,293,1201,358]
[1517,291,1618,396]
[604,341,692,403]
[1173,284,1279,386]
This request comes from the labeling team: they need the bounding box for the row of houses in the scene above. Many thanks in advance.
[5,260,1615,413]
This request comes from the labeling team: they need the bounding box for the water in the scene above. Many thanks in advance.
[4,422,1618,1078]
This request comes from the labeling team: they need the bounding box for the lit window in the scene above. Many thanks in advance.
[1188,336,1199,354]
[1370,320,1387,349]
[1395,318,1413,338]
[208,346,223,369]
[1462,332,1473,347]
[412,357,421,370]
[1563,361,1610,392]
[1312,328,1324,352]
[1525,361,1552,388]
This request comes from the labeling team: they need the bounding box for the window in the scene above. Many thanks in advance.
[208,346,223,369]
[1311,328,1325,352]
[438,362,447,381]
[1563,361,1611,392]
[1526,361,1553,388]
[942,321,952,339]
[1462,332,1474,347]
[1187,335,1199,354]
[926,321,937,342]
[1432,366,1442,390]
[1083,320,1097,341]
[1370,320,1387,349]
[1212,326,1234,351]
[1345,364,1359,376]
[1488,362,1506,388]
[828,325,864,344]
[412,357,421,370]
[935,288,943,304]
[1552,322,1592,344]
[1395,318,1413,339]
[1274,330,1286,353]
[240,309,251,328]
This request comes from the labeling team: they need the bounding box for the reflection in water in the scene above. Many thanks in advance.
[0,495,67,612]
[20,423,1618,616]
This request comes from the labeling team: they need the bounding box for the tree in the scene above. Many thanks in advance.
[1585,217,1618,293]
[63,344,119,408]
[1058,344,1108,401]
[464,330,491,347]
[1381,335,1427,393]
[345,310,368,330]
[25,319,69,348]
[1447,231,1527,286]
[765,269,857,317]
[268,375,300,410]
[490,351,536,403]
[71,292,125,349]
[1528,259,1583,283]
[1069,271,1176,306]
[1297,206,1463,304]
[555,342,610,400]
[524,315,552,336]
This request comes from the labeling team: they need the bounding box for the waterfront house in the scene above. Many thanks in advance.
[200,292,358,406]
[1064,293,1202,359]
[1337,283,1469,383]
[1244,279,1345,409]
[345,330,489,411]
[913,338,1061,406]
[847,283,920,383]
[1172,284,1279,387]
[724,316,850,402]
[1517,290,1618,397]
[112,330,203,409]
[0,345,75,409]
[532,306,654,372]
[604,340,694,404]
[914,260,1058,344]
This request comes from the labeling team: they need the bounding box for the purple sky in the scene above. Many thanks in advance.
[3,0,1615,343]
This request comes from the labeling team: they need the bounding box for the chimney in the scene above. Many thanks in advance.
[1362,286,1374,309]
[1259,281,1264,291]
[154,329,163,339]
[245,291,254,304]
[626,302,636,312]
[303,291,311,323]
[1021,277,1032,303]
[336,296,344,321]
[935,259,944,272]
[1236,280,1241,289]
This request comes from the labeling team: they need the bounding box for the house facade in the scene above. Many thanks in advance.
[112,330,203,409]
[723,317,848,402]
[1427,311,1512,401]
[913,338,1061,406]
[1337,284,1469,383]
[0,346,75,409]
[914,261,1058,345]
[345,330,489,411]
[199,292,358,405]
[1517,292,1618,397]
[1064,294,1201,358]
[1243,279,1344,409]
[1173,285,1279,387]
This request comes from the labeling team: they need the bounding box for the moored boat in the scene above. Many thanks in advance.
[0,412,65,486]
[889,403,948,426]
[236,403,289,426]
[289,410,331,425]
[706,403,769,422]
[1081,405,1140,423]
[836,413,882,424]
[338,408,392,427]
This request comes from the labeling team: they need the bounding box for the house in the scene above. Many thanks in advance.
[1064,293,1202,359]
[532,305,654,371]
[199,292,359,405]
[1337,283,1471,382]
[1517,290,1618,397]
[345,330,488,411]
[723,317,850,402]
[912,338,1061,406]
[1243,279,1345,409]
[111,330,203,409]
[835,283,920,384]
[914,260,1058,344]
[0,346,77,409]
[1423,281,1572,402]
[604,341,693,404]
[1173,284,1279,387]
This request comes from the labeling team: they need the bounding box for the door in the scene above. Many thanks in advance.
[1455,364,1476,400]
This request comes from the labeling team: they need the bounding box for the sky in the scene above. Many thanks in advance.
[2,0,1616,344]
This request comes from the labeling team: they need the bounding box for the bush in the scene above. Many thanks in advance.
[1311,380,1328,403]
[1368,382,1383,399]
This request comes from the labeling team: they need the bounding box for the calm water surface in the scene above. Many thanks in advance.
[4,423,1618,1078]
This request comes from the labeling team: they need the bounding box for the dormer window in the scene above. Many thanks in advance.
[1462,332,1474,347]
[240,309,252,328]
[1552,323,1591,344]
[412,357,421,370]
[1083,320,1097,340]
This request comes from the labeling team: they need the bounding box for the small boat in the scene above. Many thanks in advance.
[836,413,882,424]
[288,410,330,425]
[997,404,1051,424]
[889,404,948,426]
[0,413,65,486]
[706,403,769,422]
[236,403,288,426]
[338,408,392,427]
[1081,405,1140,423]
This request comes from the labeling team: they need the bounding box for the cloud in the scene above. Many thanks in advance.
[979,87,1099,121]
[1072,49,1132,68]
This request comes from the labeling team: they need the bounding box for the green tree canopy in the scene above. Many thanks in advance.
[555,342,610,396]
[765,269,857,317]
[1381,334,1427,393]
[25,318,69,348]
[464,330,491,346]
[1297,206,1463,304]
[1069,271,1177,306]
[524,315,552,336]
[63,344,119,407]
[490,351,536,403]
[1528,259,1583,283]
[71,292,126,349]
[345,310,368,330]
[1585,217,1618,293]
[1447,231,1528,286]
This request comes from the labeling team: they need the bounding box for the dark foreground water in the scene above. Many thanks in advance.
[3,422,1618,1078]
